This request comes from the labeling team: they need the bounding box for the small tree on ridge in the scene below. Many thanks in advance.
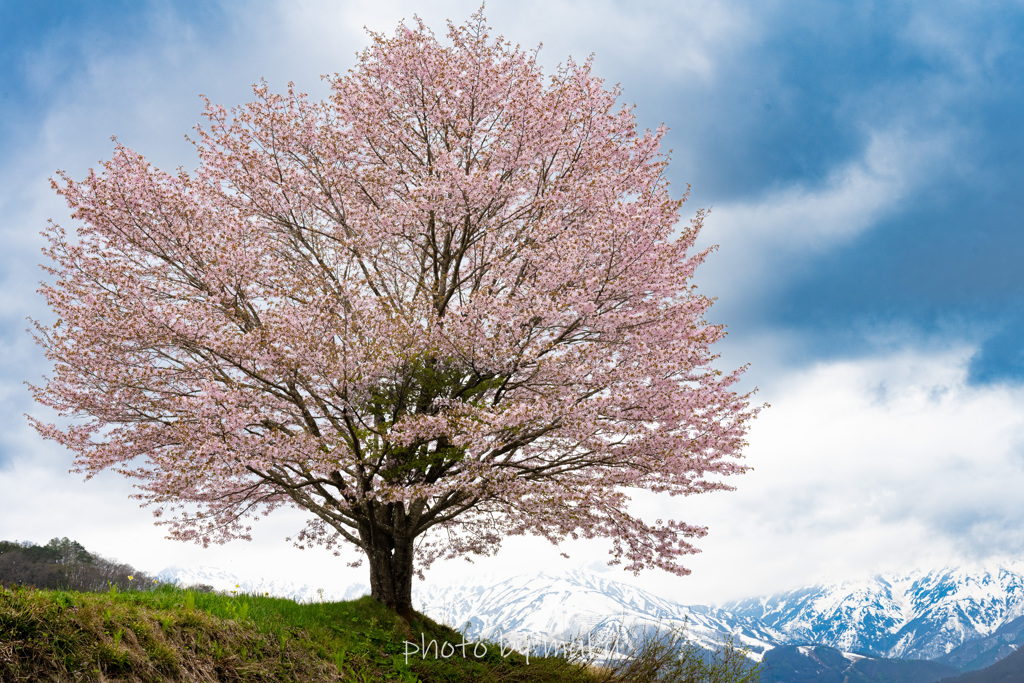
[31,13,759,618]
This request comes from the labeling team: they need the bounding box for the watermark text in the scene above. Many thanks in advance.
[403,631,613,665]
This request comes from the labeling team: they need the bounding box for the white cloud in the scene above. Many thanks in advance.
[689,126,959,308]
[624,344,1024,603]
[260,0,756,87]
[716,130,918,246]
[902,1,1019,81]
[714,127,949,247]
[0,439,369,588]
[488,0,755,82]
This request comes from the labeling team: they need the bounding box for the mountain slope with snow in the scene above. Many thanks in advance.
[760,644,957,683]
[415,569,778,658]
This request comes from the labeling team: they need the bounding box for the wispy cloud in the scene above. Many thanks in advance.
[694,126,958,304]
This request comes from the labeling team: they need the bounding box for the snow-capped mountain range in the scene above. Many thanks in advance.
[156,560,1024,667]
[721,563,1024,661]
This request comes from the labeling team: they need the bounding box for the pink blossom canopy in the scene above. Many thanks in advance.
[32,13,759,579]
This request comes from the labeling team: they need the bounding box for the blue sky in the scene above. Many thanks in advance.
[2,0,1023,603]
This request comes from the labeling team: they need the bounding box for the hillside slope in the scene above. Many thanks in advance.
[0,582,601,682]
[936,646,1024,683]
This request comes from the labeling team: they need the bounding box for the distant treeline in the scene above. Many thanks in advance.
[0,537,210,593]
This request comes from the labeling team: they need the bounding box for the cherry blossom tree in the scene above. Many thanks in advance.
[31,13,759,618]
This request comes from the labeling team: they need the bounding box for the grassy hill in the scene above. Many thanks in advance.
[0,580,601,682]
[0,580,763,682]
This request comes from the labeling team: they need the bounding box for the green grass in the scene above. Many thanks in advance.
[0,582,596,682]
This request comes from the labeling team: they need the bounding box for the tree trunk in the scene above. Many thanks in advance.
[362,505,416,620]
